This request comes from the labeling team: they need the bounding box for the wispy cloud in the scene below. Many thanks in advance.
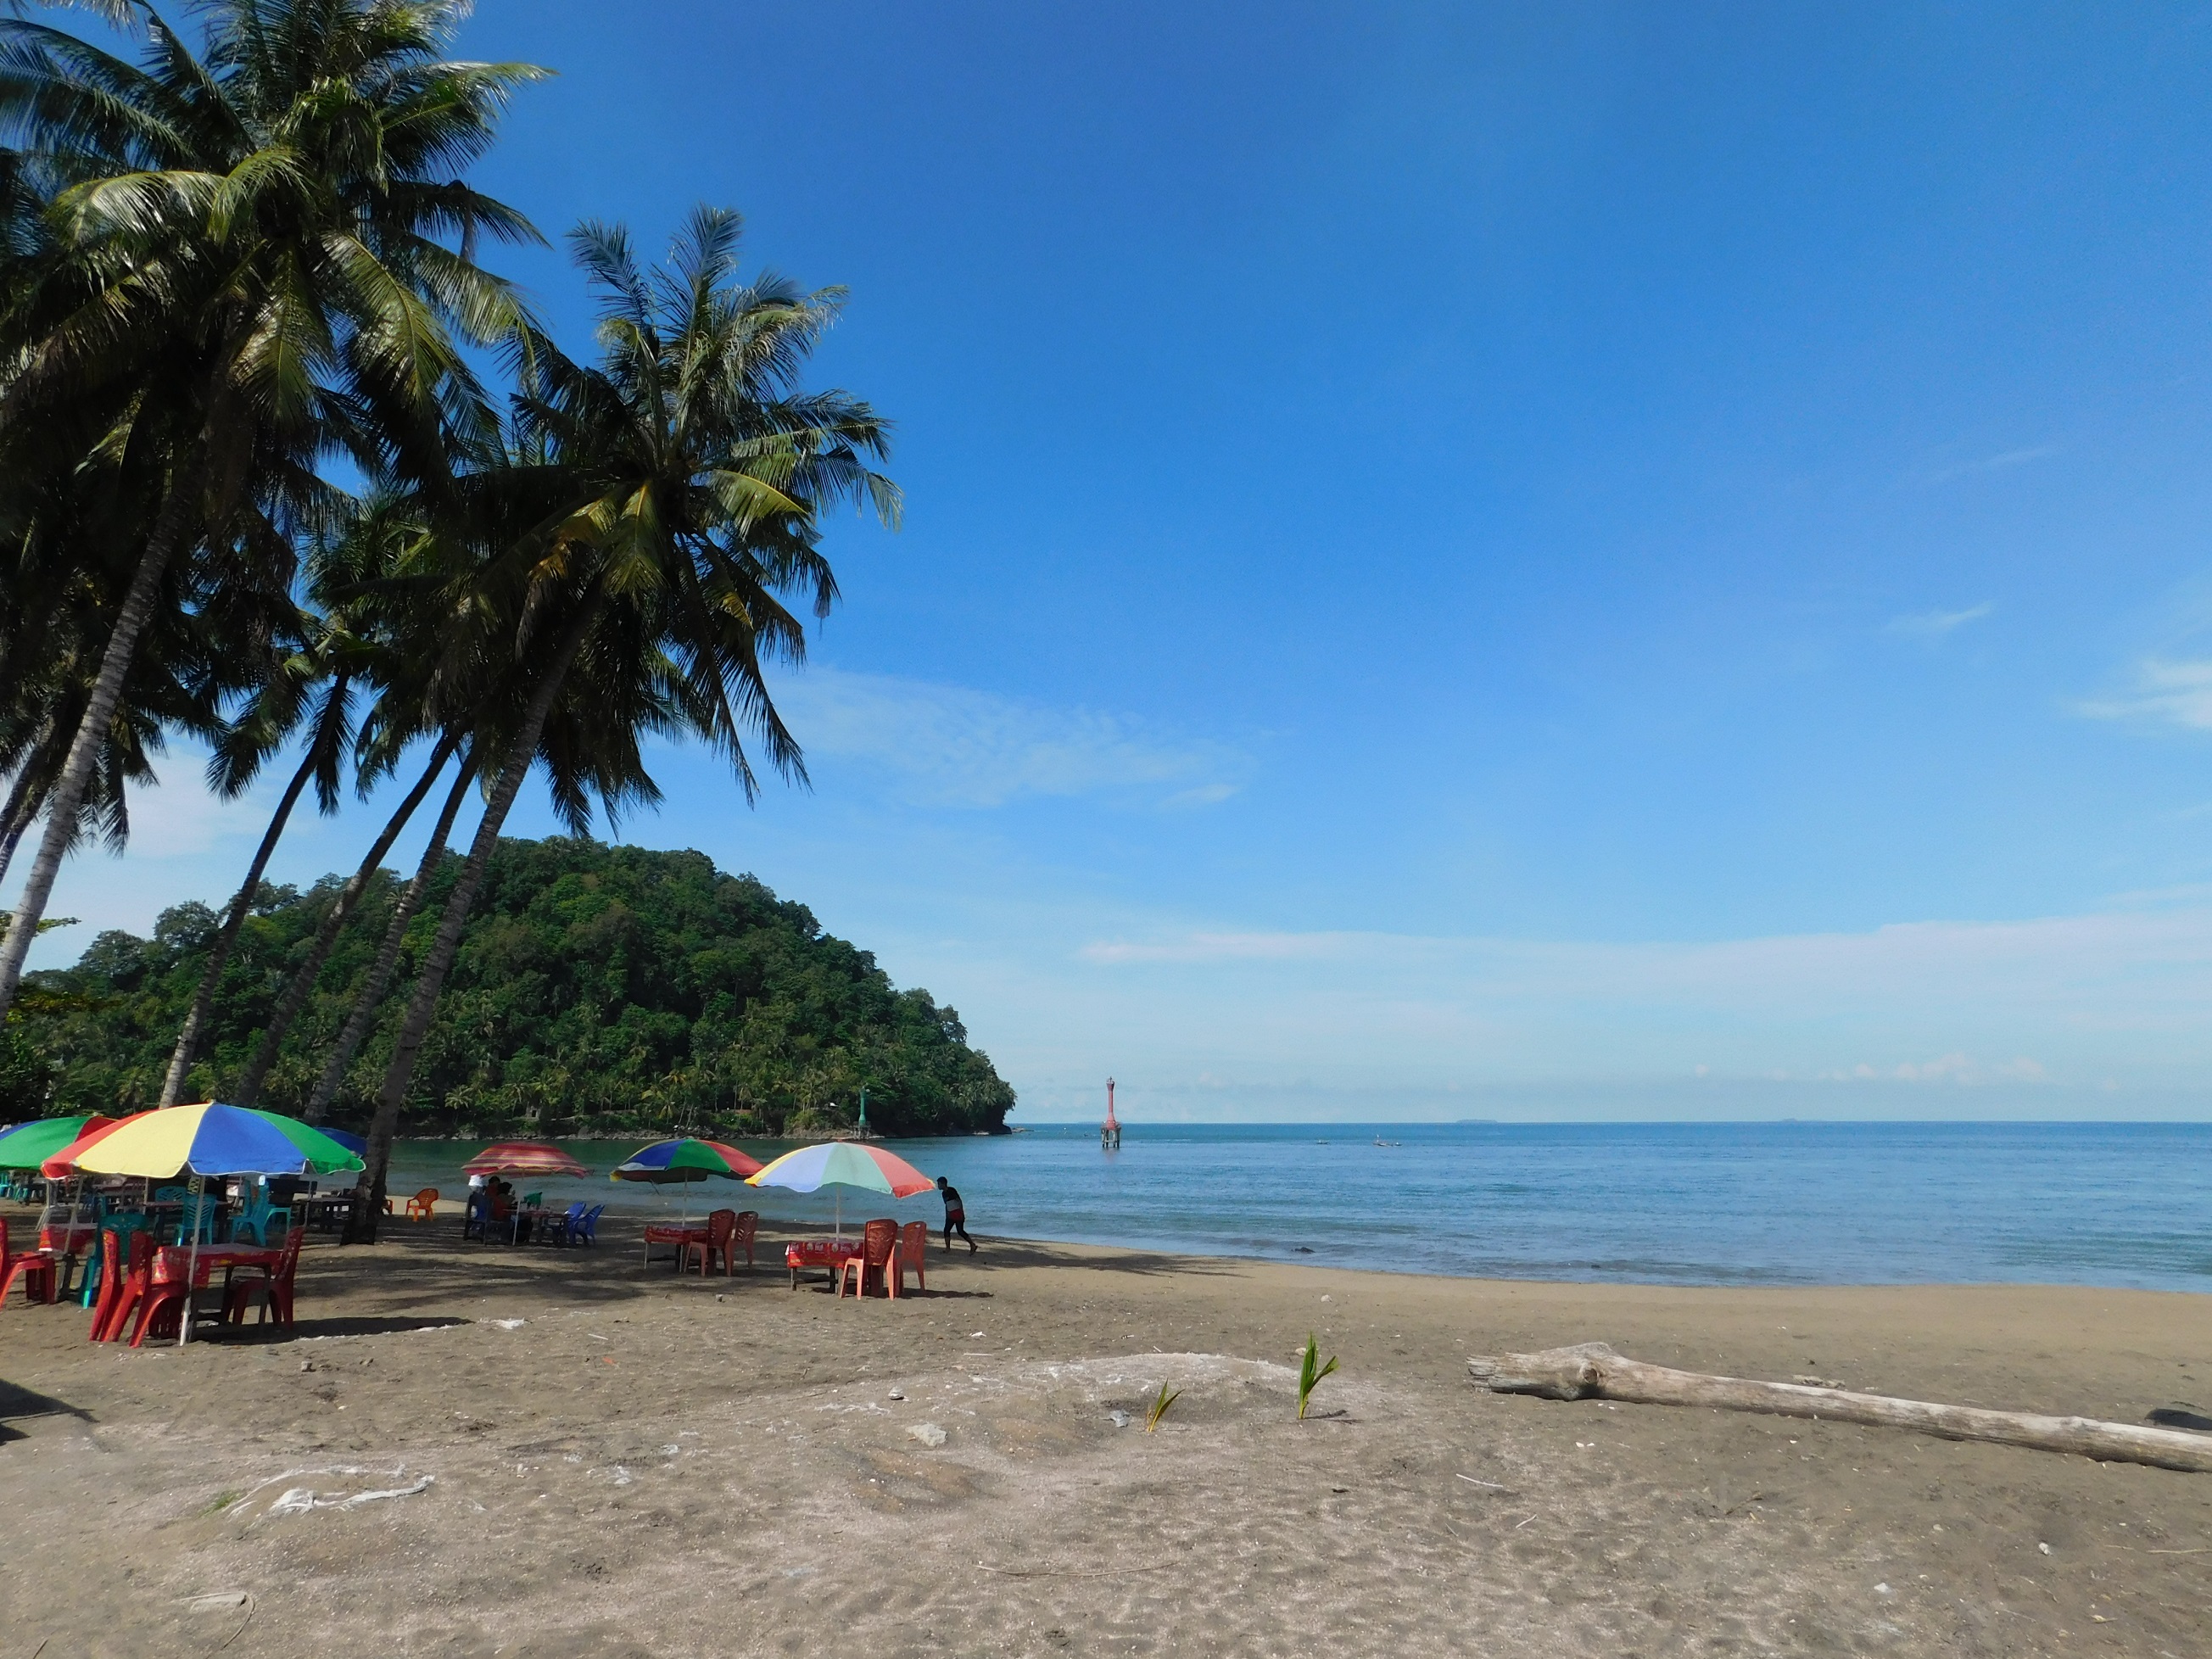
[1885,600,1993,639]
[1923,444,2058,484]
[2076,659,2212,729]
[779,668,1251,808]
[1081,930,1353,964]
[1829,1053,2047,1085]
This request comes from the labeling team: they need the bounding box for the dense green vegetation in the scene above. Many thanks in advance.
[5,837,1014,1140]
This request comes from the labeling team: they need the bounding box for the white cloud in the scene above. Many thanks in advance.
[1923,444,2058,483]
[2077,659,2212,729]
[1040,901,2212,1105]
[777,667,1249,807]
[1081,930,1353,964]
[1885,601,1993,639]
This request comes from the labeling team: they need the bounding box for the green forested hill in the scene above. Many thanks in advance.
[5,838,1014,1138]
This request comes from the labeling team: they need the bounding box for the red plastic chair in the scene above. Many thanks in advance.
[0,1219,57,1308]
[683,1209,738,1277]
[95,1232,155,1343]
[127,1248,193,1347]
[223,1228,305,1329]
[889,1221,929,1298]
[836,1219,899,1299]
[732,1210,758,1269]
[87,1227,122,1338]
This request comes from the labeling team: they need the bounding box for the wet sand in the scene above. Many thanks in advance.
[1,1204,2209,1657]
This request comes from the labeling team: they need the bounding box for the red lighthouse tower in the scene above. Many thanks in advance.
[1101,1077,1121,1150]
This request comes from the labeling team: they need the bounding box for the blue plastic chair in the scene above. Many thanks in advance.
[78,1213,150,1307]
[462,1189,491,1242]
[542,1202,586,1245]
[227,1179,292,1245]
[152,1186,217,1245]
[573,1204,604,1247]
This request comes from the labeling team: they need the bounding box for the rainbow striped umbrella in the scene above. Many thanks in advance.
[55,1103,363,1180]
[43,1103,362,1349]
[0,1113,115,1171]
[746,1142,935,1237]
[612,1138,764,1183]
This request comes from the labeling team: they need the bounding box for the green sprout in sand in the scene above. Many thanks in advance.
[1297,1333,1338,1420]
[1145,1380,1181,1433]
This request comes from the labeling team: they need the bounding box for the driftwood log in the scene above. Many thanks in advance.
[1468,1343,2212,1474]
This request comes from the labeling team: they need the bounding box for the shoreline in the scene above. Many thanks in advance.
[3,1209,2207,1656]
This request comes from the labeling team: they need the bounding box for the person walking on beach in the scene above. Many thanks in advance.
[937,1175,976,1252]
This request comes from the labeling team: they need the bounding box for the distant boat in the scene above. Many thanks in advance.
[1374,1137,1400,1148]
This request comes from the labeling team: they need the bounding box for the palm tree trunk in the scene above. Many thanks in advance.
[302,748,478,1124]
[233,733,458,1109]
[0,768,42,892]
[351,596,601,1242]
[0,476,196,1020]
[158,740,323,1106]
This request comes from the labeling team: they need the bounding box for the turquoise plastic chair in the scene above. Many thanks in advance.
[79,1212,150,1308]
[228,1180,292,1245]
[153,1185,217,1245]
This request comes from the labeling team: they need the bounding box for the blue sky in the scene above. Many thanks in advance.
[19,1,2212,1120]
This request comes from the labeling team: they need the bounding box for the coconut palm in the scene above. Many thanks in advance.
[154,610,357,1104]
[349,207,900,1236]
[0,0,544,1020]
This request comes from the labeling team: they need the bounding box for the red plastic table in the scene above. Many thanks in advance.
[643,1223,708,1271]
[785,1237,863,1289]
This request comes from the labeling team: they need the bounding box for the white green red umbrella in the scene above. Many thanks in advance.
[746,1142,934,1237]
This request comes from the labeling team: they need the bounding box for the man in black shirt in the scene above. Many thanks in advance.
[937,1175,976,1253]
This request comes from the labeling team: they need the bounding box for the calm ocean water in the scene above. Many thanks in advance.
[388,1121,2212,1291]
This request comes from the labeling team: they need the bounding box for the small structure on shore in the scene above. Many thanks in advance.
[840,1087,884,1142]
[1101,1077,1120,1150]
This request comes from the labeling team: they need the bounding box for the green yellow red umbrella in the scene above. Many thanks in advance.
[0,1113,114,1171]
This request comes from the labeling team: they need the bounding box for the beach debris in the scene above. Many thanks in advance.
[1109,1410,1132,1428]
[1145,1380,1181,1433]
[1795,1374,1847,1390]
[1455,1474,1510,1491]
[265,1475,434,1516]
[490,1318,525,1330]
[1467,1343,2212,1474]
[1297,1333,1339,1422]
[908,1422,948,1449]
[886,1388,906,1401]
[185,1592,249,1612]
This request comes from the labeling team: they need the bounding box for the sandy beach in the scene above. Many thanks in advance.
[2,1207,2209,1658]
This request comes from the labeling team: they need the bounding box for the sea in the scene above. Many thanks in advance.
[388,1120,2212,1292]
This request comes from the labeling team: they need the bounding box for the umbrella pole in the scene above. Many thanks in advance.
[835,1188,842,1241]
[178,1172,204,1348]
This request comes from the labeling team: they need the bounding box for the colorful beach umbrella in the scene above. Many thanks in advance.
[42,1103,362,1349]
[612,1138,764,1183]
[746,1141,936,1237]
[49,1103,364,1180]
[461,1141,589,1177]
[0,1113,114,1170]
[321,1129,368,1156]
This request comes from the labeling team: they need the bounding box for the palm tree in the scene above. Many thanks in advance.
[0,0,544,1021]
[155,617,356,1104]
[293,738,474,1121]
[349,208,900,1236]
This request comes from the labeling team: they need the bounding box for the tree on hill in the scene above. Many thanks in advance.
[7,835,1015,1139]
